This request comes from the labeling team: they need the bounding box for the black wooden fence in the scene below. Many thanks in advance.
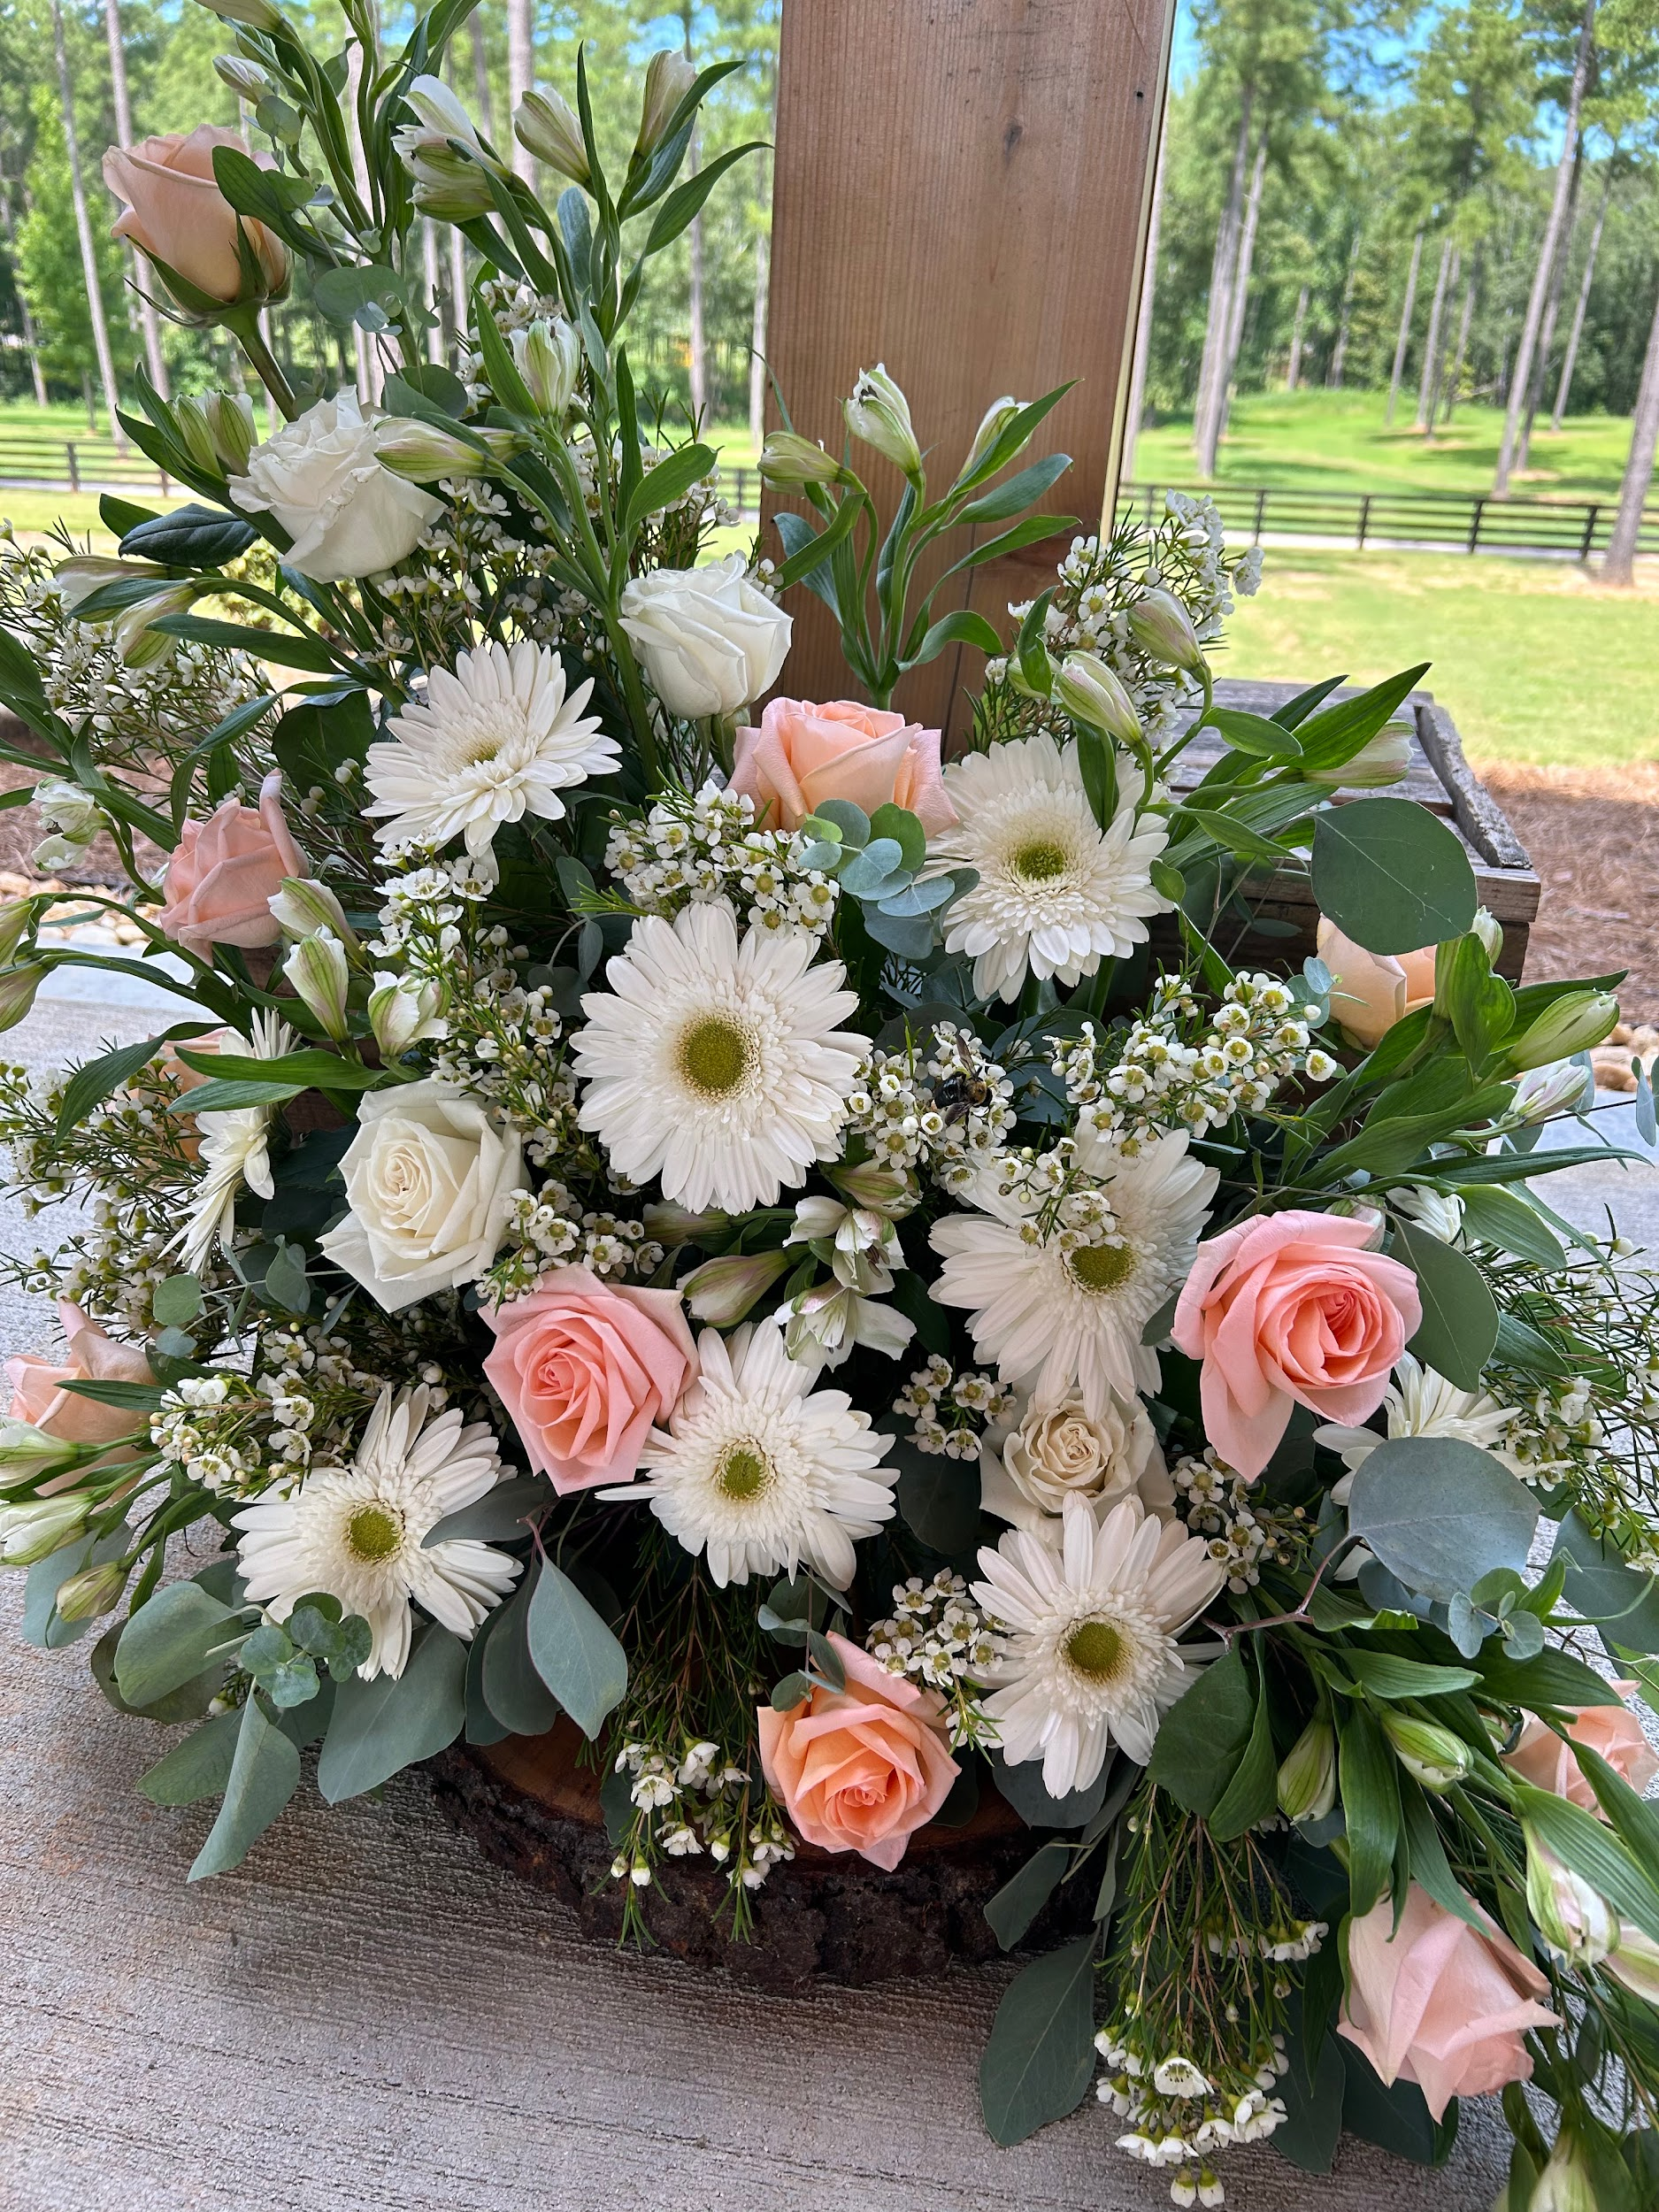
[1114,480,1659,561]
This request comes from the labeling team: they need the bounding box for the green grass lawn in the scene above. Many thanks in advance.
[1134,388,1637,504]
[1224,549,1659,771]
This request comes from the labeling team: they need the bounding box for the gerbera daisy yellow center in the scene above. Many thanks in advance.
[715,1444,772,1500]
[1012,839,1070,881]
[1064,1617,1130,1682]
[679,1014,754,1097]
[346,1502,404,1562]
[1068,1240,1135,1293]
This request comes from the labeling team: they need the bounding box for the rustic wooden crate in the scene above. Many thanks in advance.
[1156,678,1539,980]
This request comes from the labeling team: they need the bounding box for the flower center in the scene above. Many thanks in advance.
[715,1444,772,1500]
[1013,839,1070,882]
[1068,1240,1134,1293]
[679,1014,754,1098]
[345,1502,404,1562]
[1065,1617,1129,1683]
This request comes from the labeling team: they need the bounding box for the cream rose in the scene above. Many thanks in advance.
[618,554,792,718]
[982,1390,1171,1531]
[227,391,443,583]
[103,126,288,304]
[319,1078,522,1311]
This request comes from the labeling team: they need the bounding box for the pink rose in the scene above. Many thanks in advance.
[729,698,956,835]
[1504,1686,1659,1811]
[157,772,304,957]
[7,1302,155,1454]
[104,127,288,304]
[482,1267,696,1494]
[1171,1210,1422,1480]
[757,1631,959,1870]
[1317,918,1437,1050]
[1339,1884,1558,2120]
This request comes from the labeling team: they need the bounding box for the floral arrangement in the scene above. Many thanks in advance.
[4,7,1659,2205]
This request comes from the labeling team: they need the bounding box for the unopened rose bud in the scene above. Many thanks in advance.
[367,972,445,1057]
[1379,1711,1473,1793]
[1126,587,1205,673]
[959,394,1022,480]
[1307,719,1412,789]
[0,965,45,1033]
[511,318,582,420]
[1276,1716,1336,1824]
[285,929,351,1042]
[1055,650,1141,748]
[172,395,223,477]
[844,364,921,480]
[1525,1834,1616,1967]
[641,1201,730,1248]
[757,431,848,488]
[54,1558,128,1623]
[514,88,590,183]
[1509,990,1619,1072]
[635,48,697,160]
[0,1417,83,1486]
[680,1249,790,1326]
[0,1491,91,1566]
[213,54,272,102]
[269,875,359,952]
[203,391,257,473]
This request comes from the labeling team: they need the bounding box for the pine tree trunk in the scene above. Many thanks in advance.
[50,0,127,450]
[1553,165,1612,429]
[681,6,706,424]
[1286,283,1308,391]
[507,0,534,183]
[1213,127,1266,450]
[1121,110,1168,481]
[1495,0,1595,494]
[1601,274,1659,586]
[1329,234,1359,388]
[1386,229,1423,426]
[1444,273,1475,422]
[1193,88,1255,477]
[0,179,47,404]
[471,10,494,137]
[103,0,168,398]
[1429,248,1461,427]
[1518,141,1583,471]
[1415,235,1453,432]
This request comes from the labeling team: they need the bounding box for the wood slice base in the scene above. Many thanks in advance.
[426,1719,1090,1990]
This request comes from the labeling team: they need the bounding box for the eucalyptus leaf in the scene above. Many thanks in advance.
[481,1568,561,1737]
[1311,797,1477,956]
[987,1748,1116,1831]
[1146,1645,1255,1816]
[892,1434,979,1555]
[985,1839,1070,1950]
[423,1476,549,1548]
[139,1707,243,1806]
[113,1578,238,1708]
[316,1623,467,1802]
[979,1935,1098,2146]
[1393,1220,1498,1390]
[526,1555,628,1740]
[188,1694,301,1880]
[1346,1438,1538,1603]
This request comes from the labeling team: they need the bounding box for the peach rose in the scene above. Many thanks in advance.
[1339,1884,1557,2120]
[729,698,956,835]
[104,127,288,304]
[1317,917,1437,1050]
[757,1631,959,1870]
[1504,1686,1659,1811]
[7,1302,155,1455]
[482,1267,696,1494]
[1171,1210,1422,1480]
[156,772,304,957]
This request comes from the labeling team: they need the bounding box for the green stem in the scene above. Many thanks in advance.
[226,309,298,422]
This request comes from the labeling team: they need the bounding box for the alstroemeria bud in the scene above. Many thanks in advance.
[1306,719,1412,790]
[196,0,280,23]
[204,391,257,473]
[1509,990,1619,1071]
[1126,587,1205,673]
[826,1160,919,1217]
[33,779,101,848]
[114,581,195,665]
[1605,1920,1659,2003]
[680,1250,790,1326]
[285,929,350,1042]
[53,554,167,612]
[959,394,1022,480]
[757,431,848,489]
[1525,1835,1616,1966]
[1512,1057,1596,1124]
[0,1492,91,1566]
[269,875,359,952]
[0,900,33,967]
[367,972,445,1057]
[374,418,495,482]
[213,54,272,102]
[54,1558,129,1623]
[0,966,45,1032]
[402,141,498,220]
[1471,905,1503,961]
[511,318,582,420]
[0,1417,83,1486]
[641,1200,730,1248]
[1379,1711,1473,1793]
[514,88,590,183]
[1276,1716,1337,1824]
[173,395,223,477]
[844,364,922,480]
[1055,650,1142,747]
[1530,2129,1599,2212]
[635,48,697,160]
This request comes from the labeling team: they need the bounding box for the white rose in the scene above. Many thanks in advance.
[319,1078,521,1310]
[227,390,443,583]
[618,554,792,718]
[982,1391,1171,1532]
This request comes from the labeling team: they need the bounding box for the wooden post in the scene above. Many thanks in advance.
[764,0,1177,739]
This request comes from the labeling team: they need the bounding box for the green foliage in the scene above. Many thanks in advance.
[978,1932,1099,2146]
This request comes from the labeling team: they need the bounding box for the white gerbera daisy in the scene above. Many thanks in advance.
[364,639,618,856]
[173,1010,296,1273]
[973,1494,1225,1794]
[233,1385,519,1680]
[1316,1352,1523,1482]
[572,900,870,1212]
[930,1129,1217,1418]
[923,731,1172,1002]
[600,1321,898,1587]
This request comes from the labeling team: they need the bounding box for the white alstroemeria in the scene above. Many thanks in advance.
[173,1011,296,1273]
